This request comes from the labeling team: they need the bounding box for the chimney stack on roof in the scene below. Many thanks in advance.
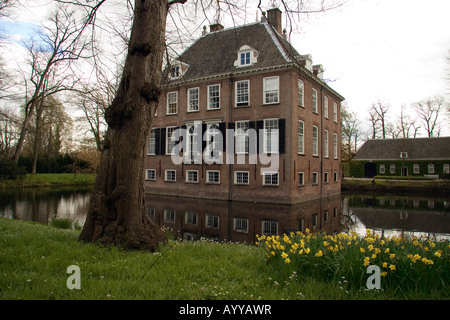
[210,23,225,33]
[266,7,282,35]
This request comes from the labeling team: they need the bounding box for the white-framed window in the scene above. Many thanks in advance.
[164,208,176,223]
[147,128,156,155]
[264,119,279,154]
[206,170,220,184]
[414,164,420,174]
[208,84,220,110]
[187,87,199,112]
[390,164,396,174]
[236,80,249,107]
[146,169,156,181]
[262,220,278,235]
[165,170,176,182]
[170,66,180,79]
[312,89,318,113]
[333,102,338,123]
[312,125,319,156]
[235,120,249,154]
[324,130,329,158]
[334,133,338,159]
[206,214,219,229]
[166,91,178,115]
[234,171,249,185]
[205,122,221,162]
[298,79,304,107]
[166,126,177,155]
[234,218,248,233]
[324,95,329,119]
[240,51,251,66]
[263,172,279,186]
[380,164,385,174]
[186,170,198,183]
[263,76,279,104]
[186,123,200,162]
[428,163,434,174]
[298,172,305,186]
[185,211,198,225]
[312,172,318,185]
[298,120,304,154]
[334,171,338,183]
[444,164,449,174]
[324,172,329,184]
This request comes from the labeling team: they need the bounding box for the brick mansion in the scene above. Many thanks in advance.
[144,8,344,204]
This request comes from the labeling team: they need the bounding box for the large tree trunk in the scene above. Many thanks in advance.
[79,0,168,250]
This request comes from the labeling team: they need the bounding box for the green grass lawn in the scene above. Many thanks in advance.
[0,173,96,188]
[0,218,447,301]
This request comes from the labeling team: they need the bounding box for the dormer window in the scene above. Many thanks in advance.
[234,45,258,68]
[167,60,189,80]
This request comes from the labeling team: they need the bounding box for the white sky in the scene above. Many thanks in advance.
[1,0,449,137]
[293,0,450,136]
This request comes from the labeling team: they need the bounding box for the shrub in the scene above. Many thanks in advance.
[0,158,27,180]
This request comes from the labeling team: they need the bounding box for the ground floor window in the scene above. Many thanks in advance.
[262,220,278,235]
[165,170,176,182]
[263,172,279,186]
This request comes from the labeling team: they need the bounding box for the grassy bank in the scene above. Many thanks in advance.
[0,173,96,188]
[1,218,449,300]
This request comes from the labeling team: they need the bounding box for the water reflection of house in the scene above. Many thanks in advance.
[346,196,450,236]
[146,194,341,243]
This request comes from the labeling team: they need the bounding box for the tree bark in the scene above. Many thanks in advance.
[79,0,169,250]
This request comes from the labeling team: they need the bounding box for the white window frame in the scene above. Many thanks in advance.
[444,164,449,174]
[263,76,279,104]
[324,172,329,184]
[324,95,329,119]
[207,84,220,110]
[324,129,329,158]
[298,172,305,186]
[240,51,251,66]
[234,218,248,233]
[146,169,156,181]
[390,164,396,174]
[164,208,176,223]
[185,211,198,225]
[166,91,178,115]
[380,164,385,174]
[312,88,318,113]
[428,163,434,174]
[205,122,222,162]
[186,170,199,183]
[235,80,250,107]
[334,171,338,183]
[166,126,177,155]
[262,172,279,186]
[312,125,319,156]
[413,163,419,174]
[147,129,156,155]
[235,120,249,154]
[187,87,199,112]
[298,79,304,108]
[312,172,318,185]
[165,169,176,182]
[334,133,338,159]
[206,214,219,229]
[333,102,338,123]
[262,220,278,235]
[234,171,249,185]
[263,118,279,154]
[206,170,220,184]
[298,120,304,155]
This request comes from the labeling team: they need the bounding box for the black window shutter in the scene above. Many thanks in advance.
[160,128,166,155]
[256,120,264,153]
[154,128,160,155]
[202,123,207,153]
[278,118,286,154]
[219,122,226,153]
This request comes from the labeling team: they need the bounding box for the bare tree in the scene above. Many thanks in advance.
[10,5,91,163]
[413,95,446,137]
[368,100,389,139]
[341,102,360,161]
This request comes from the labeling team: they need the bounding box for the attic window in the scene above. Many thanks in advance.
[235,45,258,68]
[400,152,408,159]
[170,66,180,78]
[168,60,189,80]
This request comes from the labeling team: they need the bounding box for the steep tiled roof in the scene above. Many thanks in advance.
[165,22,291,83]
[353,137,450,161]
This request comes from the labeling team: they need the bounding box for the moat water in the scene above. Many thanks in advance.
[1,186,449,241]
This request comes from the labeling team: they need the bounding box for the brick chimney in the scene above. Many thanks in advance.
[267,7,282,35]
[210,23,224,33]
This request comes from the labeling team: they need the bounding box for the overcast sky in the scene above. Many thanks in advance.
[1,0,449,137]
[294,0,450,135]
